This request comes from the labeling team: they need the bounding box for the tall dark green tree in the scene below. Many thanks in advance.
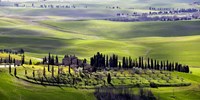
[21,54,25,65]
[32,70,35,78]
[13,58,16,66]
[43,66,46,77]
[29,59,32,65]
[48,52,51,64]
[9,64,11,74]
[55,55,59,65]
[14,67,17,76]
[52,65,54,77]
[8,54,11,63]
[107,73,111,84]
[106,55,109,67]
[147,58,150,69]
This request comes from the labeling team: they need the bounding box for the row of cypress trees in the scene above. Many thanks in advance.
[90,52,190,73]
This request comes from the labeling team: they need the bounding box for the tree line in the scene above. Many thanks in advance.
[90,52,190,73]
[0,48,24,54]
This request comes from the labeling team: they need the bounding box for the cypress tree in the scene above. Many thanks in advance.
[166,60,169,70]
[32,70,35,78]
[48,53,51,65]
[106,55,109,67]
[51,56,54,65]
[139,57,141,68]
[29,59,32,65]
[21,54,25,65]
[8,54,11,63]
[151,59,154,69]
[147,58,150,69]
[129,57,132,68]
[43,66,46,77]
[119,62,122,69]
[154,60,157,70]
[55,55,59,65]
[9,64,11,74]
[52,66,54,77]
[161,61,163,70]
[14,67,17,76]
[141,57,144,69]
[13,58,16,66]
[135,58,138,67]
[107,73,111,84]
[122,57,126,69]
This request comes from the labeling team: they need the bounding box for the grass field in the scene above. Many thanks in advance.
[0,68,95,100]
[0,12,200,100]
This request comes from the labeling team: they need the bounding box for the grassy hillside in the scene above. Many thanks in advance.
[40,20,200,66]
[0,68,95,100]
[40,20,200,39]
[0,17,199,66]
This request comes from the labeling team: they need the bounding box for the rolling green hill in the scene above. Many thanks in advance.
[0,68,95,100]
[40,20,200,39]
[0,17,200,66]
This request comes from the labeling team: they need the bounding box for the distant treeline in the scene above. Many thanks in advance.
[90,52,190,73]
[0,49,25,54]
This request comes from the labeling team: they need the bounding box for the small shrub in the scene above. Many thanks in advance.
[150,82,158,88]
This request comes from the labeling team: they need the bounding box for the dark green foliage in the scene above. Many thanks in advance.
[89,52,189,73]
[43,66,46,77]
[150,82,158,88]
[32,70,35,78]
[14,67,17,76]
[21,54,25,65]
[52,66,54,77]
[29,59,32,65]
[9,64,11,74]
[107,73,111,84]
[13,58,16,66]
[55,55,59,65]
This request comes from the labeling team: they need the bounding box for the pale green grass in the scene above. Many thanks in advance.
[151,67,200,100]
[40,20,200,39]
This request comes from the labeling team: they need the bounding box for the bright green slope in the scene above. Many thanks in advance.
[40,20,200,39]
[0,68,95,100]
[0,18,200,66]
[40,20,200,66]
[152,68,200,100]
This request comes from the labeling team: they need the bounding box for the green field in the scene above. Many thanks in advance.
[0,11,200,100]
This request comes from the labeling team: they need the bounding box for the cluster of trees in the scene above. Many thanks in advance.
[94,87,156,100]
[0,48,24,54]
[149,7,199,12]
[42,53,87,69]
[110,15,193,22]
[42,53,59,72]
[0,54,24,66]
[90,52,118,69]
[40,4,76,9]
[90,52,190,73]
[42,53,59,65]
[106,6,121,9]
